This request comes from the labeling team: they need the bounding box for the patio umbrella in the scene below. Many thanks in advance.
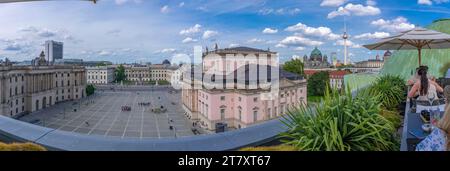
[363,27,450,66]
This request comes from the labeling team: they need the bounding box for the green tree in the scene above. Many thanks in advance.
[307,71,330,96]
[115,64,126,83]
[283,58,304,77]
[86,84,96,96]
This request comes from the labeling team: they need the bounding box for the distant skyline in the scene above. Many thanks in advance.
[0,0,450,64]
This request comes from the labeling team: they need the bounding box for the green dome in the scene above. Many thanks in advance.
[310,47,322,60]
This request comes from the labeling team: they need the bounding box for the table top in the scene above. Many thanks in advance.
[406,112,444,141]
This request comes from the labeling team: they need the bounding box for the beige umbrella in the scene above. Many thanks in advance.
[364,27,450,66]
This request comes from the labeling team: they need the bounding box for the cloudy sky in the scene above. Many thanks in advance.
[0,0,450,64]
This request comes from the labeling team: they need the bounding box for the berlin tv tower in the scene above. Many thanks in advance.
[342,17,349,65]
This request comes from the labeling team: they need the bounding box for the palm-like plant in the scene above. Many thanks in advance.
[368,75,406,110]
[280,87,398,151]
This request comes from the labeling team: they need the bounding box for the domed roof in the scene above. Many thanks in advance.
[310,47,322,60]
[162,59,171,65]
[384,50,392,57]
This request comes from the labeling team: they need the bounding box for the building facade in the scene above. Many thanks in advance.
[304,69,351,90]
[329,70,351,90]
[86,66,115,85]
[0,60,86,118]
[181,46,307,131]
[124,62,178,84]
[45,40,63,63]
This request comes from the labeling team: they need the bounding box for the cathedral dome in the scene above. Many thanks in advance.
[383,50,392,57]
[310,47,323,61]
[162,59,171,65]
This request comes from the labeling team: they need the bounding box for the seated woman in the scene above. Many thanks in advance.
[416,105,450,151]
[408,67,444,102]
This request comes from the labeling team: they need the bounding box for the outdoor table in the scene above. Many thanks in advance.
[405,111,444,151]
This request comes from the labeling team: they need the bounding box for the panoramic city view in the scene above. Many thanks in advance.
[1,0,450,159]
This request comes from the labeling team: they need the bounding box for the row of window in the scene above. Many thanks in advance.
[8,75,24,83]
[55,80,78,87]
[55,73,73,78]
[9,86,24,97]
[87,75,108,80]
[88,71,107,74]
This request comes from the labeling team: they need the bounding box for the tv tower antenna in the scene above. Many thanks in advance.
[342,16,349,65]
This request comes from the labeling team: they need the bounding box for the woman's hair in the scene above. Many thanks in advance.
[418,67,429,96]
[438,105,450,133]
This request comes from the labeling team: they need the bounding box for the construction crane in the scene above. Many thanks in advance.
[0,0,96,4]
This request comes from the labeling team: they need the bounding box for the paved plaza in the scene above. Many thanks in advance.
[18,89,196,139]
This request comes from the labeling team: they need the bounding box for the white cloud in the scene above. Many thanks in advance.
[182,37,198,43]
[106,29,121,37]
[229,43,240,48]
[294,47,306,51]
[354,32,390,39]
[4,42,24,51]
[202,30,219,39]
[179,2,185,7]
[18,26,58,38]
[154,48,176,54]
[115,0,128,5]
[320,0,348,7]
[285,23,340,40]
[366,0,377,6]
[418,0,449,5]
[18,26,38,32]
[258,8,301,15]
[418,0,433,5]
[275,43,287,48]
[98,50,111,56]
[37,29,57,37]
[262,28,278,34]
[179,24,202,36]
[371,17,415,32]
[115,0,142,5]
[278,35,324,47]
[335,39,362,48]
[247,38,265,44]
[161,5,170,14]
[327,3,381,19]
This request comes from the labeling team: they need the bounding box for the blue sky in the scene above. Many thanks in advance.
[0,0,450,64]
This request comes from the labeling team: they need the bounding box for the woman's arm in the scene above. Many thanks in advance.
[431,80,444,93]
[408,83,420,98]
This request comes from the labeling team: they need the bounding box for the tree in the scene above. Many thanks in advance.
[115,64,126,83]
[307,71,329,97]
[283,58,304,77]
[86,84,96,96]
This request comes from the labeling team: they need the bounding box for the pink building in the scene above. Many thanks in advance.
[182,46,307,131]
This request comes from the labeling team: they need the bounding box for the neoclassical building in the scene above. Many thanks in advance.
[181,46,307,131]
[86,66,115,85]
[124,61,179,84]
[0,52,86,118]
[303,47,331,69]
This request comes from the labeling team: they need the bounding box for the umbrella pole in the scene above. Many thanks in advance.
[418,48,422,66]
